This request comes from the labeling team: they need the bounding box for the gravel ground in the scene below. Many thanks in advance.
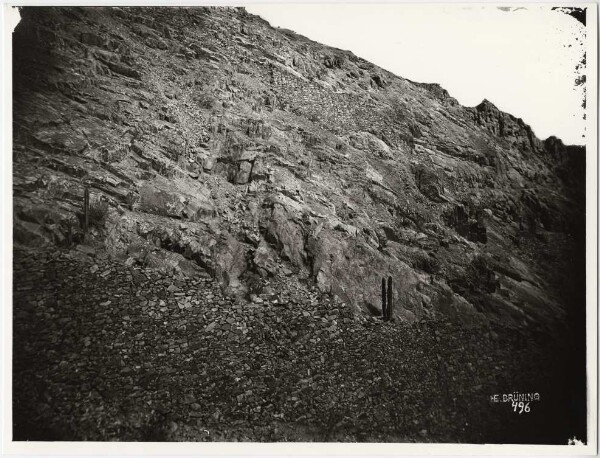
[12,246,581,443]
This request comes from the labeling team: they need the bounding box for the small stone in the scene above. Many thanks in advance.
[183,394,196,404]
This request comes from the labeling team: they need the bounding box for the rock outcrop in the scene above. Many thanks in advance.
[13,6,585,330]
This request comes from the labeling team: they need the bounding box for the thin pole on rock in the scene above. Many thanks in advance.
[83,187,90,239]
[381,277,387,320]
[387,276,393,321]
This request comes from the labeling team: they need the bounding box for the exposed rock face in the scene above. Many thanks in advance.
[13,6,585,330]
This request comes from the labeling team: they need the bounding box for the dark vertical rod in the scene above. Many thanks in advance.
[83,187,90,237]
[381,277,387,320]
[387,276,393,321]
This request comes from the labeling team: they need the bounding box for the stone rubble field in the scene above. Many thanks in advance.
[13,246,572,443]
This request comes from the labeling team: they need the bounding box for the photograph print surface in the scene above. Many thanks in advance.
[8,3,595,447]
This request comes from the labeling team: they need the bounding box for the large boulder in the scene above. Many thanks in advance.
[213,233,248,295]
[348,131,391,158]
[305,225,425,319]
[263,203,307,270]
[413,164,446,202]
[252,239,279,277]
[138,183,215,221]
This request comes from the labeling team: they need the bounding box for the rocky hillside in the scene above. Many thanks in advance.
[13,6,585,331]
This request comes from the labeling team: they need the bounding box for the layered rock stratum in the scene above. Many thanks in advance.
[12,6,587,442]
[13,6,585,329]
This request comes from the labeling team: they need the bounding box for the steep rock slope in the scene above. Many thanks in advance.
[13,7,585,330]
